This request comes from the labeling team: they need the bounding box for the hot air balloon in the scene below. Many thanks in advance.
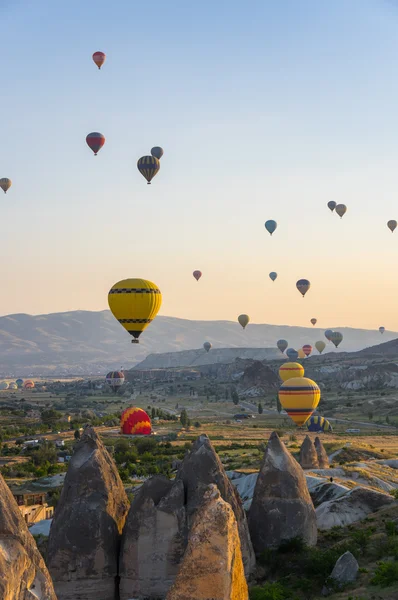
[0,382,8,390]
[387,220,397,233]
[278,377,321,427]
[296,279,310,297]
[86,132,105,156]
[193,270,202,281]
[307,415,332,433]
[335,204,347,218]
[106,371,125,393]
[24,380,35,389]
[203,341,212,352]
[8,383,17,390]
[379,326,385,334]
[238,314,250,329]
[310,318,317,326]
[121,407,151,435]
[92,51,106,69]
[137,156,160,184]
[16,378,23,388]
[277,339,288,353]
[269,272,278,282]
[151,147,164,160]
[302,344,312,357]
[327,201,336,212]
[315,341,326,354]
[279,362,305,382]
[265,220,277,236]
[108,278,162,343]
[330,331,343,348]
[297,348,306,359]
[324,329,333,341]
[286,348,299,361]
[0,178,12,194]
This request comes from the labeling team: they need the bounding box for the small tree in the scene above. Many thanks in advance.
[151,407,156,419]
[180,409,188,427]
[74,429,80,440]
[231,389,239,406]
[276,397,282,414]
[368,411,373,421]
[258,402,263,415]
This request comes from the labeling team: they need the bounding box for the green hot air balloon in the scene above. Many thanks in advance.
[277,339,288,353]
[315,341,326,354]
[265,220,277,235]
[137,155,160,184]
[238,314,250,329]
[335,204,347,219]
[330,331,343,348]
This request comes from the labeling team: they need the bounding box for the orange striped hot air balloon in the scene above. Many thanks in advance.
[23,380,35,389]
[278,377,320,427]
[120,407,151,435]
[279,362,304,382]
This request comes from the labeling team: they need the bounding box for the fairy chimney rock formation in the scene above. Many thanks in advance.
[176,433,255,575]
[249,431,317,553]
[0,472,57,600]
[119,475,186,600]
[166,484,249,600]
[315,436,330,468]
[299,435,320,469]
[47,426,129,600]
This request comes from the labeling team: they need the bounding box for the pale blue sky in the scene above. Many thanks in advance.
[1,0,398,330]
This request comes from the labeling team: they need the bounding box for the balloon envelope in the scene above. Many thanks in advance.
[302,344,312,357]
[108,278,162,343]
[121,407,151,435]
[335,204,347,218]
[106,371,125,393]
[279,377,321,427]
[203,341,212,352]
[296,279,310,297]
[330,331,343,348]
[137,155,160,184]
[315,341,326,354]
[279,362,305,382]
[16,378,23,388]
[324,329,333,341]
[0,382,8,390]
[277,339,288,353]
[327,201,336,212]
[24,380,35,389]
[310,318,317,326]
[387,220,397,233]
[286,348,299,361]
[379,326,385,334]
[297,348,306,359]
[86,132,105,155]
[151,146,164,160]
[269,272,278,282]
[193,270,202,281]
[92,51,106,69]
[0,178,11,193]
[238,314,250,329]
[307,415,332,432]
[265,220,277,235]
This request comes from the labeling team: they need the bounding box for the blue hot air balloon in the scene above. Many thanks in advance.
[269,272,278,282]
[265,220,277,236]
[286,348,299,361]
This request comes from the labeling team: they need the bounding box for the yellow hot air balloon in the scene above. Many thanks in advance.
[278,377,320,427]
[297,348,306,359]
[315,340,326,354]
[279,362,305,382]
[238,314,250,329]
[108,278,162,343]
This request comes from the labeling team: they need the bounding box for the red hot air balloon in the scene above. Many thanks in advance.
[86,132,105,156]
[92,52,106,69]
[193,270,202,281]
[302,344,312,357]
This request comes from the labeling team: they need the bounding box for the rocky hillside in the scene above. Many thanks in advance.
[0,310,395,376]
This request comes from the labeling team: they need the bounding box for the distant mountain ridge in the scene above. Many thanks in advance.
[0,309,394,376]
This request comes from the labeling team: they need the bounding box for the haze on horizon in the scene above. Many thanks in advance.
[1,0,398,332]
